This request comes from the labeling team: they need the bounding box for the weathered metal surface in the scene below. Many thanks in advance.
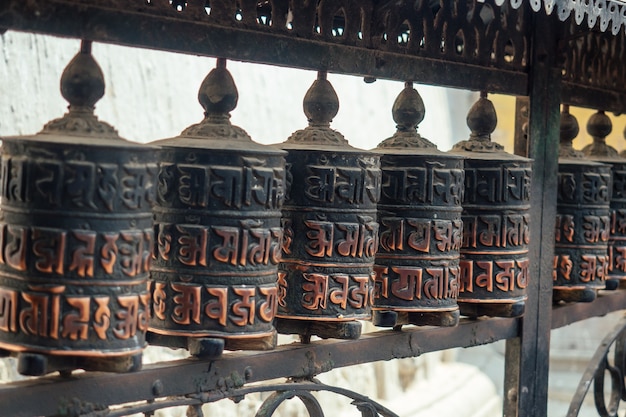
[581,110,626,289]
[554,106,611,303]
[560,18,626,114]
[0,0,528,95]
[552,290,626,329]
[276,72,380,336]
[450,92,532,318]
[148,59,285,348]
[0,317,519,417]
[0,41,157,374]
[372,82,463,327]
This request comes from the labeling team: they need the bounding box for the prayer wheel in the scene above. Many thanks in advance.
[372,82,464,328]
[0,41,157,375]
[148,59,286,356]
[275,71,381,341]
[581,110,626,290]
[553,107,611,302]
[449,92,532,318]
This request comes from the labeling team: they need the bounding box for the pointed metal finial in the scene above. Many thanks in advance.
[452,91,503,152]
[582,110,618,157]
[181,58,251,140]
[376,81,436,149]
[41,40,118,138]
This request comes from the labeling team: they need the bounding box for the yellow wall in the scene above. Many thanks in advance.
[490,94,626,154]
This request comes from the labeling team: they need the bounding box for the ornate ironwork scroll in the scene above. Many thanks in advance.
[63,380,401,417]
[568,315,626,417]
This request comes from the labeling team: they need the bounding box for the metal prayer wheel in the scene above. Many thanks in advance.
[449,92,532,318]
[581,110,626,290]
[275,71,381,341]
[0,41,157,375]
[553,107,611,302]
[148,59,286,356]
[372,82,464,328]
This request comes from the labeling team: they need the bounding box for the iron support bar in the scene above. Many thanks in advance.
[0,318,518,417]
[552,291,626,330]
[0,0,528,95]
[504,11,561,417]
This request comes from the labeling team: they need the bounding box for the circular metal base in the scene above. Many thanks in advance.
[553,287,598,303]
[146,331,276,356]
[458,300,526,318]
[274,318,362,342]
[16,351,142,376]
[372,309,460,328]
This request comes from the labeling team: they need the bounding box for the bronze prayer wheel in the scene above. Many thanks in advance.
[581,110,626,290]
[0,41,157,375]
[148,59,286,356]
[372,82,464,328]
[275,71,381,341]
[449,92,532,318]
[553,107,611,302]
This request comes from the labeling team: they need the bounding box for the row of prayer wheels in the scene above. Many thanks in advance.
[0,41,617,376]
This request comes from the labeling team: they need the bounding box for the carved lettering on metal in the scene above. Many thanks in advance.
[456,159,532,305]
[554,163,611,291]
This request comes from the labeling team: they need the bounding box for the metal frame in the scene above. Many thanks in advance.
[1,1,626,416]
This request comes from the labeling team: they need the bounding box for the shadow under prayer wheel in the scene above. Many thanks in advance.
[554,107,611,303]
[581,110,626,290]
[147,59,286,357]
[449,92,532,318]
[275,71,381,341]
[372,82,463,329]
[0,41,157,376]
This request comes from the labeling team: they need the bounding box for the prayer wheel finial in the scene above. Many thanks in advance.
[583,110,617,157]
[452,92,504,152]
[377,81,436,149]
[285,71,348,146]
[198,58,238,117]
[558,105,584,158]
[303,71,339,126]
[60,40,105,111]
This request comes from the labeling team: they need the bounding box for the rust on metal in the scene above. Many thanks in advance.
[148,59,286,352]
[450,92,532,318]
[276,71,381,339]
[554,106,611,303]
[372,81,464,328]
[0,40,157,375]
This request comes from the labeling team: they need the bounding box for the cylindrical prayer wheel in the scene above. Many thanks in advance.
[554,107,611,302]
[449,92,532,318]
[581,110,626,290]
[148,59,286,356]
[0,41,157,375]
[275,72,381,340]
[372,82,464,328]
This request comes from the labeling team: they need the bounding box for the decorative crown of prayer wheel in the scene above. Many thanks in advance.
[553,106,612,302]
[372,82,464,328]
[581,110,626,290]
[0,41,157,376]
[148,59,286,356]
[275,71,381,341]
[449,92,532,318]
